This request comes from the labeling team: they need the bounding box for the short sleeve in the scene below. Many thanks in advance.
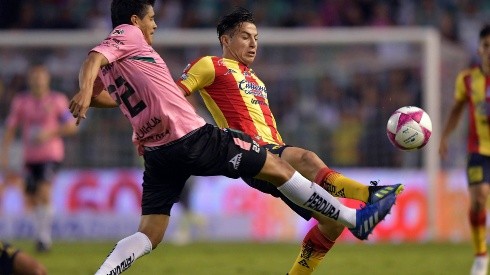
[176,56,216,95]
[454,71,467,103]
[91,24,143,63]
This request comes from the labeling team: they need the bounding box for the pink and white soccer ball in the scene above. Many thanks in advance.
[386,106,432,150]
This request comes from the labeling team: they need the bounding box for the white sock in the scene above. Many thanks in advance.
[277,171,357,228]
[95,232,153,275]
[35,205,54,246]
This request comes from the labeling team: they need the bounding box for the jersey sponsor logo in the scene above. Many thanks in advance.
[111,29,125,35]
[303,192,340,220]
[217,58,225,67]
[298,259,310,268]
[229,153,242,170]
[135,117,162,140]
[323,183,346,198]
[112,38,125,45]
[180,73,188,80]
[250,98,268,106]
[138,129,170,143]
[224,69,238,75]
[300,240,314,260]
[238,80,267,98]
[108,253,135,275]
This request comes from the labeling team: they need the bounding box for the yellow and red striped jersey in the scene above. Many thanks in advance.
[177,56,284,146]
[455,66,490,155]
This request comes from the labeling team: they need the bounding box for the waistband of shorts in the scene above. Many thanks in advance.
[143,127,203,152]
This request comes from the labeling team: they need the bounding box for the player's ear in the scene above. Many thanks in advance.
[221,35,230,47]
[130,15,140,26]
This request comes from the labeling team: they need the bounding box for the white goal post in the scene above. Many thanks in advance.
[0,27,442,237]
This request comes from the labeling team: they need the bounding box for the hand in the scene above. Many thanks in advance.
[69,91,92,126]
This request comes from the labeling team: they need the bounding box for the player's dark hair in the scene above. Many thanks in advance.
[110,0,156,29]
[480,25,490,40]
[217,7,255,45]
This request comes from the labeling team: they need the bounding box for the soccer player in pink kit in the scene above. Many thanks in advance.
[69,1,398,274]
[1,64,78,253]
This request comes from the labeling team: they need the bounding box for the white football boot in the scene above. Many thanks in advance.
[471,255,489,275]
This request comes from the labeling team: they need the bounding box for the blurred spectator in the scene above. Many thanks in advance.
[0,50,29,82]
[457,0,488,64]
[370,2,394,27]
[154,0,183,29]
[439,10,459,43]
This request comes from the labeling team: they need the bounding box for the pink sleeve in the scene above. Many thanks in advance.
[6,96,22,128]
[91,24,143,63]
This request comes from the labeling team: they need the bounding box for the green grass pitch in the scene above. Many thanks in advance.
[14,240,472,274]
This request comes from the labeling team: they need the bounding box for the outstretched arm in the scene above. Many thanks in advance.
[69,51,109,125]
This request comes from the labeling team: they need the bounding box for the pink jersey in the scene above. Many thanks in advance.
[6,91,73,163]
[91,24,205,154]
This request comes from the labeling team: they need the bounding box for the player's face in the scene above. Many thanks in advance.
[28,66,50,96]
[479,35,490,67]
[223,22,258,66]
[135,6,157,45]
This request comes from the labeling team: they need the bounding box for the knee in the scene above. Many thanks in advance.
[138,216,169,249]
[298,150,320,167]
[258,152,296,185]
[471,194,488,211]
[471,200,487,212]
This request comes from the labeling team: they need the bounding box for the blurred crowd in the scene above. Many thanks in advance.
[0,0,484,168]
[1,0,489,50]
[0,0,489,54]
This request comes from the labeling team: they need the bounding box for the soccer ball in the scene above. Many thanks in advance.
[386,106,432,150]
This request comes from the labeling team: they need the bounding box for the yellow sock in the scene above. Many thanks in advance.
[315,167,369,202]
[470,210,488,255]
[288,225,335,275]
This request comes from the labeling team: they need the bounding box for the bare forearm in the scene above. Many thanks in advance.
[79,54,106,95]
[441,102,465,139]
[70,52,110,125]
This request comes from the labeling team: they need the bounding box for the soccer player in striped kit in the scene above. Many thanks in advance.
[69,1,399,274]
[440,24,490,275]
[177,7,403,275]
